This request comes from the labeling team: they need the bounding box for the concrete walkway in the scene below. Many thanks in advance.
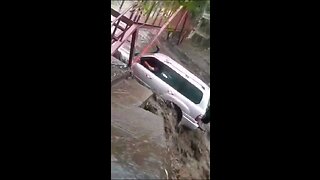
[111,79,169,179]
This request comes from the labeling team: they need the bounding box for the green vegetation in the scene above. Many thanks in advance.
[139,0,209,21]
[179,0,209,19]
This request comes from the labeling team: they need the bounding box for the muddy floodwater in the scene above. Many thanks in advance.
[142,94,210,179]
[111,78,210,179]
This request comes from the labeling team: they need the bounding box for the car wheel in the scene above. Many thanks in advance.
[173,104,182,123]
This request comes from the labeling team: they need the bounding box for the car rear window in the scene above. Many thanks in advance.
[140,57,203,104]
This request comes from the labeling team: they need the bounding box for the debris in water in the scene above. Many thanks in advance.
[164,168,169,179]
[141,94,210,179]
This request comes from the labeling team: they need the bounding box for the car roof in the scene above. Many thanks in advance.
[142,53,210,93]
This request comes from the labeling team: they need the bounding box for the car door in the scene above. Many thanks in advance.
[158,64,203,120]
[131,57,160,93]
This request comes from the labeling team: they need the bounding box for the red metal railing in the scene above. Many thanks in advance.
[132,6,184,65]
[111,1,194,67]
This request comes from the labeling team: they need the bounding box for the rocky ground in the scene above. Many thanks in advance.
[141,94,210,179]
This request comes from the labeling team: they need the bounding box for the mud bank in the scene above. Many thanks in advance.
[141,94,210,179]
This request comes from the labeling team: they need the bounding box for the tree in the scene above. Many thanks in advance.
[139,0,209,24]
[179,0,209,19]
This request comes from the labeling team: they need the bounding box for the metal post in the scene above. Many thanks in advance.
[144,1,156,24]
[128,30,137,67]
[111,19,121,42]
[119,0,125,11]
[133,7,139,22]
[150,2,159,18]
[167,1,175,17]
[158,8,168,26]
[136,10,142,23]
[174,9,188,32]
[179,30,188,45]
[177,12,188,45]
[152,3,162,25]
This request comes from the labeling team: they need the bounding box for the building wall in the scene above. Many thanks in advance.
[190,1,210,48]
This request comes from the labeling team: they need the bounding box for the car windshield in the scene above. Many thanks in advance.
[140,56,204,104]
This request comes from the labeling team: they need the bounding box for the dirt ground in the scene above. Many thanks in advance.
[141,94,210,179]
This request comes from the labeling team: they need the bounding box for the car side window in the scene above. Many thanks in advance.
[140,57,161,74]
[156,62,203,104]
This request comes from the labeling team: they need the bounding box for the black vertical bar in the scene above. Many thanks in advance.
[152,3,162,25]
[179,30,188,45]
[167,1,175,18]
[150,2,159,18]
[119,0,125,11]
[129,9,135,21]
[136,11,142,23]
[128,30,137,67]
[111,19,121,41]
[144,1,156,24]
[133,7,140,22]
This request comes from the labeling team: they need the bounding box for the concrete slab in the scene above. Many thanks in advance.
[111,105,166,146]
[111,79,165,145]
[111,56,127,67]
[111,125,168,179]
[111,79,168,179]
[111,79,153,107]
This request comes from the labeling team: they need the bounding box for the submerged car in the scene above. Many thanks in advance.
[131,53,210,130]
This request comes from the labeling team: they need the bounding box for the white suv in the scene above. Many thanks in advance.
[131,53,210,130]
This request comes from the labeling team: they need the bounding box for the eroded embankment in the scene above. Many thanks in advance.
[141,94,210,179]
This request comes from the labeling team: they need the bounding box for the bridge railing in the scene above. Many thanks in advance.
[111,1,194,67]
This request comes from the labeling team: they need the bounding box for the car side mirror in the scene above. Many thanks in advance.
[151,45,160,53]
[134,51,140,56]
